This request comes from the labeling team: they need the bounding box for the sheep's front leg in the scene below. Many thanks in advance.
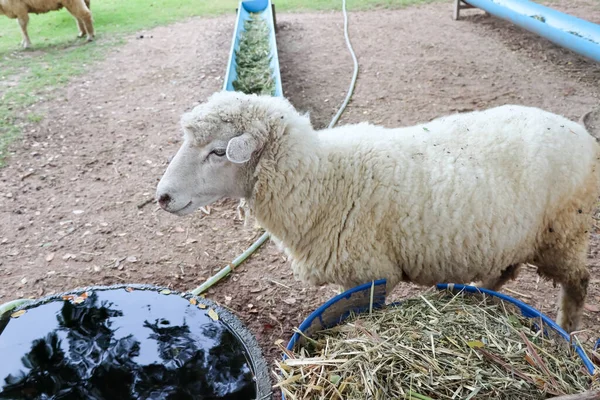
[536,249,590,333]
[17,15,31,49]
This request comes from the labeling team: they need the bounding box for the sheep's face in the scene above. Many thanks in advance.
[155,91,285,216]
[155,137,248,216]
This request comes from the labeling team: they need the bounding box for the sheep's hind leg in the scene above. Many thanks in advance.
[65,1,94,41]
[479,263,521,291]
[17,15,31,49]
[76,18,86,38]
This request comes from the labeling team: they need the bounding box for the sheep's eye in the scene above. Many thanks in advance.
[211,148,226,157]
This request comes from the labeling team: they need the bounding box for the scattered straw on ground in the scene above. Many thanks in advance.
[275,290,599,400]
[232,13,275,96]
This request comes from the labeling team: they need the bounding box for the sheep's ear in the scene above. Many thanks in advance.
[226,133,258,164]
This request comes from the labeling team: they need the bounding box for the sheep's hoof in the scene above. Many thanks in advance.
[85,35,94,43]
[21,41,31,49]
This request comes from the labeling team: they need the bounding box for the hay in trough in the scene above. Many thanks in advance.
[275,290,599,400]
[232,12,275,96]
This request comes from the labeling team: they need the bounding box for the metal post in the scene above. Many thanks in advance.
[272,3,278,33]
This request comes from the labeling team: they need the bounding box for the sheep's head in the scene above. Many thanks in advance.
[155,91,301,216]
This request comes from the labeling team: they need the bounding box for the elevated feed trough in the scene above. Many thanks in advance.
[223,0,283,97]
[454,0,600,63]
[281,280,598,399]
[0,285,271,399]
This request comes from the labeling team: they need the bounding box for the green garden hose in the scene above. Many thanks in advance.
[0,299,34,317]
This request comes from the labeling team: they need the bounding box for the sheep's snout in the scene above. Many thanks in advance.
[157,193,171,210]
[155,184,196,216]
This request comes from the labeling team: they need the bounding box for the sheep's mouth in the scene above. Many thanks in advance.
[172,200,195,216]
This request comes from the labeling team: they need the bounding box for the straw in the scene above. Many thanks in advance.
[274,290,599,400]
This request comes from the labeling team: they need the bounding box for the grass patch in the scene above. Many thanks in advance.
[0,0,436,165]
[26,113,44,124]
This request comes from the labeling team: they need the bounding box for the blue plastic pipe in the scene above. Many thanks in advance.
[463,0,600,63]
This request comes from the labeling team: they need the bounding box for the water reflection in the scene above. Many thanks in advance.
[0,289,256,399]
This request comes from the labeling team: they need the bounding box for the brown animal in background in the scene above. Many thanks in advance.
[0,0,94,48]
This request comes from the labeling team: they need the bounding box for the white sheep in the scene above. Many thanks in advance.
[0,0,94,48]
[156,91,600,333]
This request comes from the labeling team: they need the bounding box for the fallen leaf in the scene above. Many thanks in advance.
[189,298,197,305]
[283,298,297,305]
[160,289,171,295]
[79,292,88,299]
[507,314,521,327]
[467,340,485,349]
[46,253,55,262]
[198,304,207,309]
[534,377,547,389]
[73,297,85,304]
[269,313,280,322]
[330,375,342,385]
[126,256,138,263]
[174,227,185,233]
[11,310,26,318]
[62,294,75,301]
[584,303,599,313]
[125,287,134,292]
[208,308,219,321]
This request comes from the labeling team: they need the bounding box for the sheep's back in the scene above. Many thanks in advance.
[317,105,598,285]
[1,0,65,15]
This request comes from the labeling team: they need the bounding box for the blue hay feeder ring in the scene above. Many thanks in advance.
[282,280,598,399]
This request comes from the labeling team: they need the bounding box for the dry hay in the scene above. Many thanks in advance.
[232,12,275,96]
[275,289,599,400]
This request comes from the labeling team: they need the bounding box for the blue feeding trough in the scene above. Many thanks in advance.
[454,0,600,63]
[223,0,283,97]
[282,280,598,399]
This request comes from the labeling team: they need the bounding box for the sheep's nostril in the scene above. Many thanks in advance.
[158,193,171,208]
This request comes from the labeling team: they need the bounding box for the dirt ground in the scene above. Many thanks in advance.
[1,0,600,397]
